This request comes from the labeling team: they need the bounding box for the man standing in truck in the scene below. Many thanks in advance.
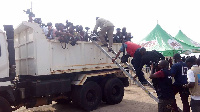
[93,17,114,51]
[46,22,57,39]
[112,41,148,84]
[113,28,122,43]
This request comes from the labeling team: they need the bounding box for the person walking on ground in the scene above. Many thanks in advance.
[170,53,190,112]
[93,17,114,51]
[112,41,148,84]
[150,60,178,112]
[168,57,173,68]
[184,57,200,112]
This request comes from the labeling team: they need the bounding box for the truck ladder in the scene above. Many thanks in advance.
[110,50,154,89]
[90,38,159,102]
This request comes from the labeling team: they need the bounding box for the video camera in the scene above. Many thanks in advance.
[33,18,42,24]
[85,27,90,32]
[40,23,46,27]
[65,20,73,29]
[33,18,47,28]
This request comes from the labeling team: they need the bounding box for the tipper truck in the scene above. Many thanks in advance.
[0,21,129,111]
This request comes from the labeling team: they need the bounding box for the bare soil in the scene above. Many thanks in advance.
[14,84,184,112]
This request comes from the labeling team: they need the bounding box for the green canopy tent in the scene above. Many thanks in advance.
[174,30,200,53]
[138,24,197,57]
[174,30,200,47]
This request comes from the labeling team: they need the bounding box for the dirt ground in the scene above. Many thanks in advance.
[14,84,184,112]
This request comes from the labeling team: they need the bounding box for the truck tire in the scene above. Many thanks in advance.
[0,96,12,112]
[104,78,124,105]
[72,81,102,111]
[99,78,109,102]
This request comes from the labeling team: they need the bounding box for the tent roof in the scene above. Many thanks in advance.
[174,30,200,47]
[138,24,196,56]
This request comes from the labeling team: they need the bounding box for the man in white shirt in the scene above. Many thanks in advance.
[42,25,48,36]
[184,57,200,112]
[93,17,114,51]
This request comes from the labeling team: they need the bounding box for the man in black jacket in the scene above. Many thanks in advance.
[131,50,164,85]
[135,50,165,73]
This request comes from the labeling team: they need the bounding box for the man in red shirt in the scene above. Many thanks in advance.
[150,60,178,112]
[112,41,142,58]
[112,41,148,84]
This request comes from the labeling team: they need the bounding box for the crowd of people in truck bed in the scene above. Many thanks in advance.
[40,21,133,44]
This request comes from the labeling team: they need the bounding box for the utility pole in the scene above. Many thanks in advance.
[31,1,32,12]
[29,1,33,22]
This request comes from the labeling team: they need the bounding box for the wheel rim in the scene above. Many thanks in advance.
[86,90,96,102]
[112,85,120,96]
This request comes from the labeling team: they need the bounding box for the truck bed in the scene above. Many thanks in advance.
[14,22,122,76]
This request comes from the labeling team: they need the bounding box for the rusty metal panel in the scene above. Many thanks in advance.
[71,70,124,85]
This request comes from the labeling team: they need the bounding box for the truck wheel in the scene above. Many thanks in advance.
[72,81,102,111]
[99,78,109,102]
[0,96,12,112]
[104,78,124,105]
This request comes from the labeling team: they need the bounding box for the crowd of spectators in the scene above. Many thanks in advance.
[150,54,200,112]
[165,55,199,68]
[113,27,133,43]
[41,21,90,45]
[181,55,199,62]
[38,20,133,44]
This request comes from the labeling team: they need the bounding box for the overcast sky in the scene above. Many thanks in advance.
[0,0,200,43]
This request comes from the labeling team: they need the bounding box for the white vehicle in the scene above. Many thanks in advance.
[0,22,128,111]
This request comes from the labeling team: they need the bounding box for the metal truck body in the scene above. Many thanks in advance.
[0,29,11,86]
[14,22,122,76]
[0,22,128,111]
